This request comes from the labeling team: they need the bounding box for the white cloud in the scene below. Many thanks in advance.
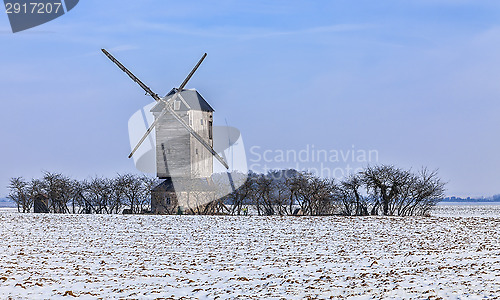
[129,21,372,41]
[106,44,139,53]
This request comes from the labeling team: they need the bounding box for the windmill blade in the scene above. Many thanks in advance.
[126,52,216,163]
[128,87,188,158]
[219,147,236,192]
[178,53,207,91]
[101,49,161,102]
[128,107,169,158]
[157,53,206,107]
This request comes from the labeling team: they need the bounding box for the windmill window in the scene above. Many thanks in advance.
[209,121,213,139]
[166,197,171,205]
[196,149,198,155]
[200,119,203,125]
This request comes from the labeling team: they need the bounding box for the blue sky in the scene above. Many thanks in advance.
[1,0,500,197]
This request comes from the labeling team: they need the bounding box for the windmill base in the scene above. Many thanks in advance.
[151,177,217,214]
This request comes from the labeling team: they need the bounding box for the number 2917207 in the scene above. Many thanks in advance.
[5,2,63,14]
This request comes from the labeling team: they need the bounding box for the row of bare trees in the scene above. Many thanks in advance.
[8,165,445,216]
[219,165,445,216]
[8,172,158,214]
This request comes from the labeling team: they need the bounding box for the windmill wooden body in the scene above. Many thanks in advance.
[102,49,228,213]
[151,88,215,179]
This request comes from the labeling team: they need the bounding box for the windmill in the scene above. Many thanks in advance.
[101,49,229,213]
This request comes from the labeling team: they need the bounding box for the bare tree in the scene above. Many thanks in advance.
[213,172,254,216]
[336,175,369,216]
[138,175,159,213]
[84,177,112,214]
[403,168,445,216]
[8,177,30,213]
[306,176,336,216]
[42,172,73,213]
[360,165,445,216]
[253,174,275,215]
[72,179,95,214]
[362,165,406,216]
[115,174,145,214]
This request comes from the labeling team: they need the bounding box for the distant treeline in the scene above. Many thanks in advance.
[442,195,500,202]
[7,165,445,217]
[0,197,16,208]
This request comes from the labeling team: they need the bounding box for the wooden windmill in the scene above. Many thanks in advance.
[102,49,229,213]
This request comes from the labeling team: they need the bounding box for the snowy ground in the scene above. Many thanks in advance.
[1,206,500,299]
[433,203,500,217]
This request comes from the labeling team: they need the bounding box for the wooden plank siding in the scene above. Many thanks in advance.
[154,109,214,179]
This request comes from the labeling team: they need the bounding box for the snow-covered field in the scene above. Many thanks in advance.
[433,203,500,217]
[1,206,500,299]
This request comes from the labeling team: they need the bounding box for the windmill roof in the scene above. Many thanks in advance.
[150,88,214,112]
